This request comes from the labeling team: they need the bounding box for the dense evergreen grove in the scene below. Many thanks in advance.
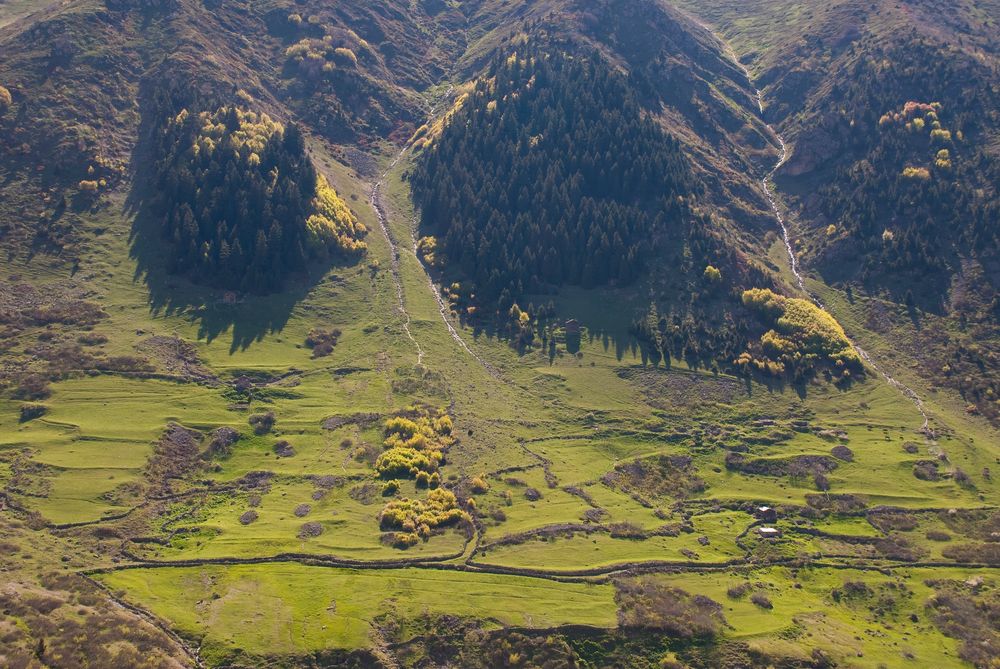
[810,40,999,301]
[152,106,365,293]
[803,38,1000,415]
[410,48,698,312]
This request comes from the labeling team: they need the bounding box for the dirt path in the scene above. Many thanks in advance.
[367,85,504,380]
[370,175,425,367]
[408,223,503,379]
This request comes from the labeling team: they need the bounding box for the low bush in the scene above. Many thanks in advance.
[305,328,341,357]
[249,411,275,435]
[615,578,726,638]
[19,403,48,422]
[727,583,753,600]
[273,440,295,458]
[297,521,323,538]
[603,454,705,501]
[926,581,1000,667]
[868,512,918,532]
[913,460,940,481]
[14,374,51,400]
[378,488,468,546]
[205,427,239,458]
[830,444,854,461]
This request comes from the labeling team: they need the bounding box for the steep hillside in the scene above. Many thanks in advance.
[0,0,468,262]
[411,48,702,307]
[671,0,1000,423]
[460,0,782,243]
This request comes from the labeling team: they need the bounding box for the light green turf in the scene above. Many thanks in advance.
[98,564,616,660]
[2,130,998,669]
[147,477,466,561]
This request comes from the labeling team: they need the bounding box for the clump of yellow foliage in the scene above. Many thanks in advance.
[737,288,861,379]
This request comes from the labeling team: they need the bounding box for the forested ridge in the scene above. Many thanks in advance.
[410,48,700,312]
[152,106,366,293]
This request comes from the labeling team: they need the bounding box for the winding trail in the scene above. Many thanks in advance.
[370,175,424,367]
[409,222,503,379]
[721,38,933,436]
[367,86,502,379]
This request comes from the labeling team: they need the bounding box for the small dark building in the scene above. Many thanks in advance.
[755,505,778,522]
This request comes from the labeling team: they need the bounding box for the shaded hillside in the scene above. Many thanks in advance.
[414,46,803,375]
[459,0,781,246]
[670,0,1000,421]
[670,0,1000,299]
[0,0,470,262]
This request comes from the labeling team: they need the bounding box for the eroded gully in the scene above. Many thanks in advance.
[723,42,933,436]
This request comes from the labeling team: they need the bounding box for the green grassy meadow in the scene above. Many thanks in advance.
[2,137,999,666]
[98,564,616,663]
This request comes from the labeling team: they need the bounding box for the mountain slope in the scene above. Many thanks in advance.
[671,0,1000,423]
[2,1,1000,668]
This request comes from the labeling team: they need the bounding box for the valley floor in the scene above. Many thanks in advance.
[2,19,1000,669]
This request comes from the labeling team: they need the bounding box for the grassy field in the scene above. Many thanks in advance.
[646,566,978,667]
[2,127,998,667]
[98,564,616,663]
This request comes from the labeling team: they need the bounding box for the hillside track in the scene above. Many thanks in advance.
[367,115,504,380]
[369,173,425,367]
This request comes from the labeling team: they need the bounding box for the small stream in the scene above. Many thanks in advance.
[728,51,932,434]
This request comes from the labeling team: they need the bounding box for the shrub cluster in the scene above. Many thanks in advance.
[305,327,341,357]
[378,488,469,548]
[736,288,862,381]
[373,407,453,480]
[615,578,726,638]
[249,411,275,435]
[603,454,706,502]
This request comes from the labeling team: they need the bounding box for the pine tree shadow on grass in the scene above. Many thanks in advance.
[128,206,315,353]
